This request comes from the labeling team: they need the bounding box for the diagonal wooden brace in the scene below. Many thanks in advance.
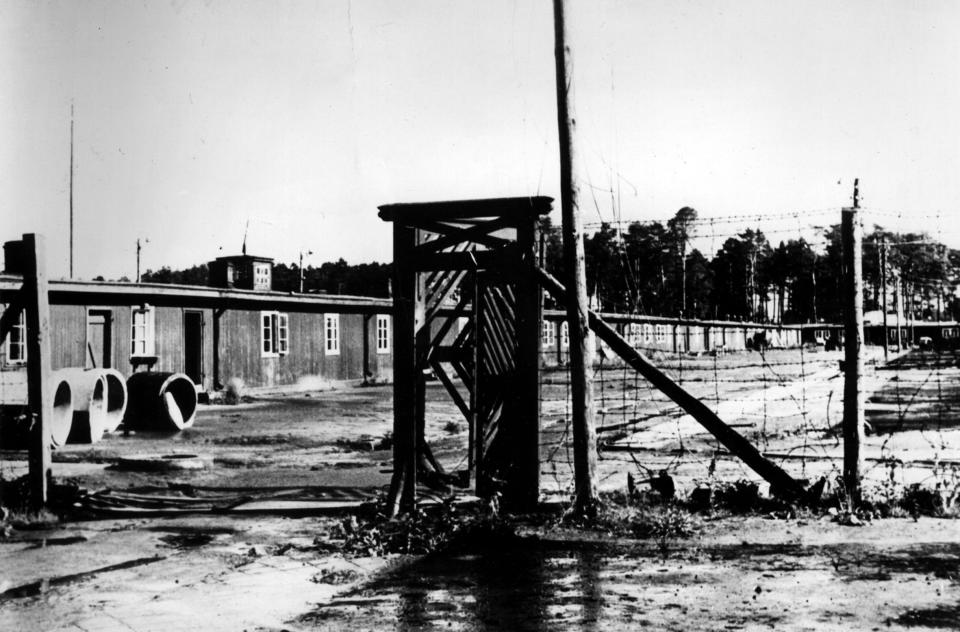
[0,290,25,341]
[537,266,807,500]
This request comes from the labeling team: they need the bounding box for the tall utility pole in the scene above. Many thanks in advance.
[880,236,888,362]
[136,238,143,283]
[841,178,865,508]
[69,103,75,279]
[553,0,598,514]
[299,250,313,293]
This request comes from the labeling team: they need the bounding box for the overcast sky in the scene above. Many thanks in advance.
[2,0,958,280]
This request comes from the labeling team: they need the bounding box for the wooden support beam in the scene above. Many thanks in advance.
[428,294,472,352]
[0,291,25,340]
[378,197,553,223]
[22,234,52,512]
[410,249,512,273]
[430,359,471,422]
[841,204,865,507]
[511,209,542,510]
[469,274,480,485]
[423,244,469,303]
[424,271,467,326]
[430,346,469,364]
[411,216,514,253]
[387,224,418,515]
[537,267,807,500]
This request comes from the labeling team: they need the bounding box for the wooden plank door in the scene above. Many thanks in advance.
[86,309,112,369]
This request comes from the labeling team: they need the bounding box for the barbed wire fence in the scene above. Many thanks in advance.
[857,209,960,508]
[537,207,960,508]
[538,316,850,499]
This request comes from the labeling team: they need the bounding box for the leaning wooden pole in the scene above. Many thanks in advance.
[23,234,53,512]
[841,189,865,509]
[537,268,807,500]
[553,0,598,513]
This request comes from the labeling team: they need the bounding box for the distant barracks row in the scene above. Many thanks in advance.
[4,255,956,397]
[1,279,813,397]
[0,276,395,395]
[1,284,815,395]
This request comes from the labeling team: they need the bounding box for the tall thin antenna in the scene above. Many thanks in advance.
[69,101,75,278]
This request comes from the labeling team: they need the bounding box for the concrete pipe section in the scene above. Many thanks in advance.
[0,377,73,449]
[98,368,128,433]
[55,368,109,444]
[124,372,198,432]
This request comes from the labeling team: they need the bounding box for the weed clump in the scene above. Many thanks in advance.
[835,462,960,520]
[311,567,361,584]
[555,489,700,556]
[333,496,515,557]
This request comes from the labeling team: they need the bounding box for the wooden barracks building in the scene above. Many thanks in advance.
[0,251,394,397]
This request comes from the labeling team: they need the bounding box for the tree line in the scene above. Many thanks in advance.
[140,259,392,297]
[543,208,960,324]
[134,209,959,325]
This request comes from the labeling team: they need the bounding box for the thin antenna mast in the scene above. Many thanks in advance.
[69,102,75,278]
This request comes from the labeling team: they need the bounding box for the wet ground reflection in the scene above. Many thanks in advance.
[307,542,609,631]
[300,539,960,631]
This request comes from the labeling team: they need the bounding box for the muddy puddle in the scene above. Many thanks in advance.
[23,535,88,549]
[302,543,612,630]
[297,539,960,631]
[158,532,217,548]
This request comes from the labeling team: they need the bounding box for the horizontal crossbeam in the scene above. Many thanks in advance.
[378,196,553,223]
[412,216,514,253]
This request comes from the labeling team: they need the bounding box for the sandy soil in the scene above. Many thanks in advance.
[296,517,960,632]
[3,510,959,631]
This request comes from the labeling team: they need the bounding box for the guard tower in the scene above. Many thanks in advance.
[208,254,274,291]
[379,197,552,512]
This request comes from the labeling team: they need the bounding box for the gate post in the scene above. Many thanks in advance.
[388,223,418,515]
[511,210,543,510]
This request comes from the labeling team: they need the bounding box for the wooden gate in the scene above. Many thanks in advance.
[379,197,551,512]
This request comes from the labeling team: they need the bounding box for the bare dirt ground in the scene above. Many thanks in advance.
[297,517,960,632]
[2,348,959,631]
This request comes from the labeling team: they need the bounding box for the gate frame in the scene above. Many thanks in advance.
[379,197,551,514]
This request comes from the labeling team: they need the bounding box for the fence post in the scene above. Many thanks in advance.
[841,203,865,508]
[22,234,52,512]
